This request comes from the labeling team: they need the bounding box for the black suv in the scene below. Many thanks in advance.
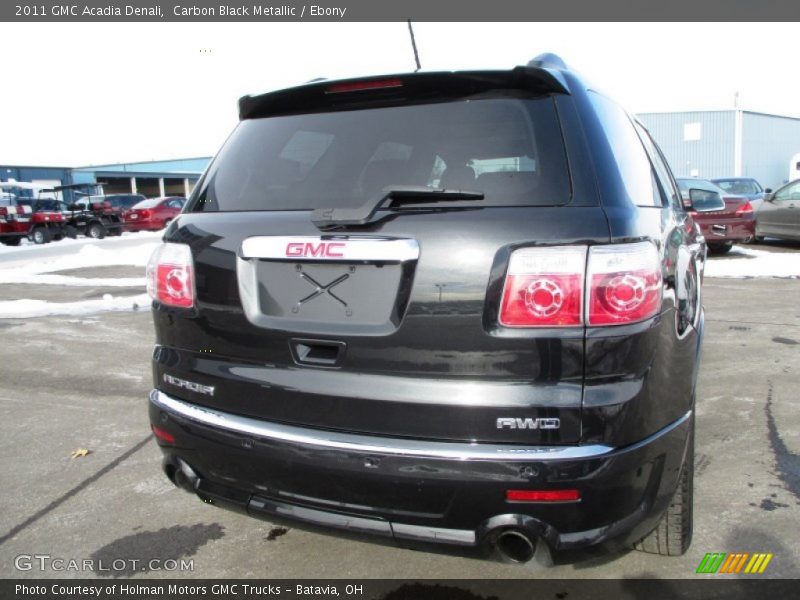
[147,54,706,563]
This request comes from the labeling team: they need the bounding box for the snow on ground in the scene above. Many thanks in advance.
[0,232,160,286]
[0,294,150,318]
[704,245,800,278]
[0,231,160,318]
[0,230,160,254]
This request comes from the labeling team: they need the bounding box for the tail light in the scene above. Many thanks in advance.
[499,242,662,328]
[146,243,195,308]
[140,209,152,219]
[586,242,662,326]
[735,201,754,216]
[499,247,587,327]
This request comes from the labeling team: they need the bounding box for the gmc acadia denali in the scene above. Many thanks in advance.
[147,54,706,563]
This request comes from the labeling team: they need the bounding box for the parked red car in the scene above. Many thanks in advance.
[676,178,755,254]
[122,197,185,232]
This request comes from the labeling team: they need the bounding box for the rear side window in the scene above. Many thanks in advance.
[191,95,572,211]
[715,179,761,195]
[634,123,682,209]
[590,93,662,208]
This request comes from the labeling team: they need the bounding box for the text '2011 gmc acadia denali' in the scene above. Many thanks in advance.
[147,53,705,563]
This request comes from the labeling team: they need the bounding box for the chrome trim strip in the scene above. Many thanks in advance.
[150,390,613,461]
[249,496,393,537]
[247,495,476,546]
[391,523,476,546]
[240,236,420,262]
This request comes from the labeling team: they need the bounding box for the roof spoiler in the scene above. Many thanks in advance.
[238,66,570,120]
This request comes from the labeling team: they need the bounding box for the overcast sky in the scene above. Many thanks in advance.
[1,22,797,167]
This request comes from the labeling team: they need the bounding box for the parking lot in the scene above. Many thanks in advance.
[0,237,798,579]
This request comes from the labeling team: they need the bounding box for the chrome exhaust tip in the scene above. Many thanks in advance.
[165,458,200,493]
[495,529,537,563]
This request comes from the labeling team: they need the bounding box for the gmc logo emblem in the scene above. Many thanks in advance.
[286,242,345,258]
[496,417,561,430]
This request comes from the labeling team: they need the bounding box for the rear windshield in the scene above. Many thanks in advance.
[713,179,761,195]
[190,95,571,212]
[676,179,726,195]
[133,199,161,209]
[108,194,145,207]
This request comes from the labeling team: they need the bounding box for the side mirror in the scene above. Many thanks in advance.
[688,188,726,212]
[764,192,775,203]
[764,188,773,194]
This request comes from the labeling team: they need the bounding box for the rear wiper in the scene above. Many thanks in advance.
[311,186,484,229]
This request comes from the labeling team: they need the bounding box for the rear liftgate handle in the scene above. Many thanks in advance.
[290,339,347,368]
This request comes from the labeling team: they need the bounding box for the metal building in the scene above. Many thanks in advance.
[0,164,73,192]
[638,110,800,191]
[637,110,800,189]
[2,158,210,202]
[72,157,210,198]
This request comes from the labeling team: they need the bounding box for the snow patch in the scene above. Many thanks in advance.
[0,231,158,291]
[0,230,161,254]
[0,294,149,319]
[705,246,800,279]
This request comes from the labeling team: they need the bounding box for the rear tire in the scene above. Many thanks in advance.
[633,417,694,556]
[87,222,105,239]
[31,226,50,245]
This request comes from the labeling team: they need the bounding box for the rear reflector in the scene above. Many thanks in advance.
[325,78,403,94]
[151,424,175,444]
[146,243,195,308]
[586,242,661,326]
[499,247,587,327]
[506,489,580,502]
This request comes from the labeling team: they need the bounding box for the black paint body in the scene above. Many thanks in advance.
[149,64,705,552]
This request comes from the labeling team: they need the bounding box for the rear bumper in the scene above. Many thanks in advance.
[696,217,755,243]
[123,220,156,231]
[148,389,693,551]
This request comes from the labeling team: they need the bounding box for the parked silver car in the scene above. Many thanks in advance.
[756,179,800,242]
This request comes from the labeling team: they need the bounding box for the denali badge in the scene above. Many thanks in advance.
[496,417,561,430]
[163,374,215,396]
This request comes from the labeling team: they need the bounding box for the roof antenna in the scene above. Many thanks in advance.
[407,20,422,72]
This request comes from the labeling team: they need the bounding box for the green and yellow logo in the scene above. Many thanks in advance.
[696,552,773,574]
